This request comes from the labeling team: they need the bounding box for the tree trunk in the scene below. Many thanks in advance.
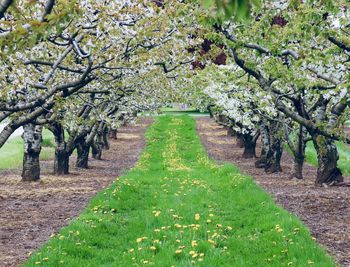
[227,127,236,137]
[22,123,43,181]
[49,122,70,175]
[255,122,269,168]
[264,121,283,173]
[54,148,69,175]
[291,157,304,179]
[207,105,214,118]
[109,128,117,139]
[289,126,306,179]
[102,125,109,150]
[236,133,244,148]
[242,133,257,158]
[91,141,102,160]
[76,142,90,168]
[312,134,343,185]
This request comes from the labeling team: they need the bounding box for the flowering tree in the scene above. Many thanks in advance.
[204,0,350,184]
[0,0,192,180]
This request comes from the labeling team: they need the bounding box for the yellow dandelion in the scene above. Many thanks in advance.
[150,246,157,251]
[208,239,216,245]
[154,211,161,217]
[191,240,198,247]
[129,249,135,253]
[195,214,200,221]
[175,249,182,254]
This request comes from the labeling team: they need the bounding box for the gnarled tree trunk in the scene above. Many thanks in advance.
[54,148,69,175]
[291,157,304,180]
[312,134,343,185]
[242,132,259,158]
[255,122,269,168]
[264,121,283,173]
[22,123,43,181]
[102,125,109,150]
[236,133,244,148]
[289,126,307,179]
[91,140,102,160]
[49,123,70,175]
[76,142,90,168]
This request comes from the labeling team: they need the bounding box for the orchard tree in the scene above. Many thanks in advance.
[206,0,350,185]
[0,0,194,181]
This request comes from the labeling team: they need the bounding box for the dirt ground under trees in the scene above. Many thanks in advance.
[0,118,152,267]
[196,117,350,267]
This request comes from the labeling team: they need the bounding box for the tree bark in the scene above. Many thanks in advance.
[255,122,269,168]
[102,125,109,150]
[312,134,343,185]
[48,122,70,175]
[21,123,43,181]
[289,125,306,179]
[236,133,245,148]
[54,148,69,175]
[264,121,283,173]
[207,105,214,118]
[242,133,257,158]
[91,140,102,160]
[76,142,90,168]
[291,157,304,179]
[109,128,117,139]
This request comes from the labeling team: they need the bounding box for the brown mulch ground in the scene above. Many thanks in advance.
[0,118,152,267]
[196,117,350,267]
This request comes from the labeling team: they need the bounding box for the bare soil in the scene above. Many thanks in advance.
[196,117,350,267]
[0,118,152,267]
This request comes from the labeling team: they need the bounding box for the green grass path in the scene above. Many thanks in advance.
[25,116,336,266]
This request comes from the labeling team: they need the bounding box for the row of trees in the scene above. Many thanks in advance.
[184,0,350,186]
[0,0,197,181]
[0,0,348,187]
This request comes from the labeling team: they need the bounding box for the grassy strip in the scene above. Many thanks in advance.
[0,129,54,170]
[25,116,336,267]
